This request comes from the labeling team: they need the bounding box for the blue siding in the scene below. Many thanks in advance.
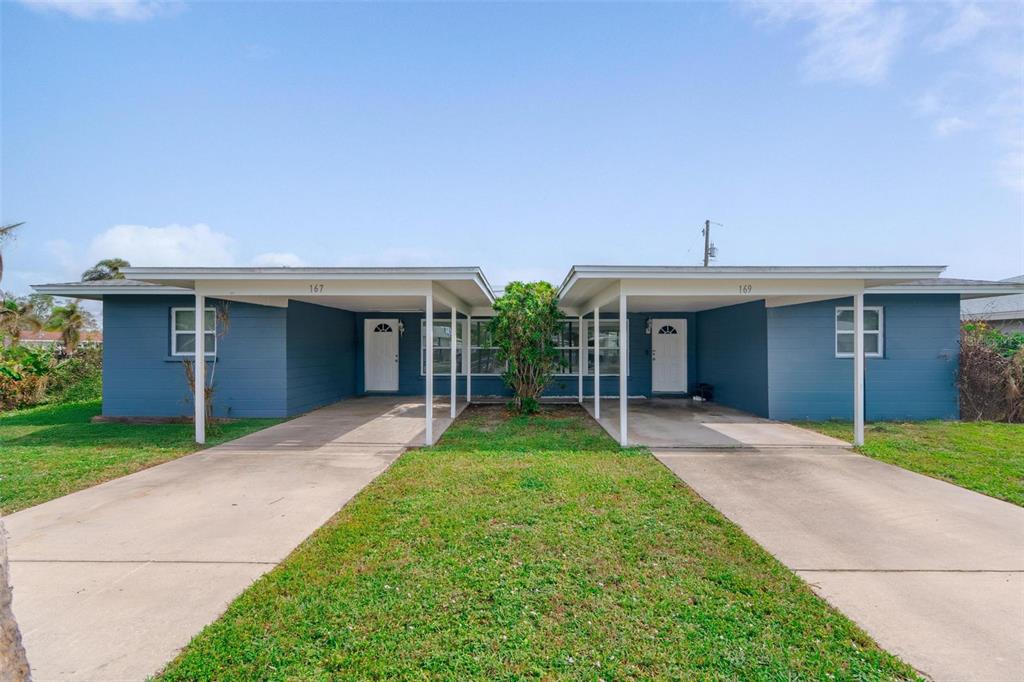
[102,295,288,418]
[695,301,769,416]
[286,301,356,414]
[767,294,960,421]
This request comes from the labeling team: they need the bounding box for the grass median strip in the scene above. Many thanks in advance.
[160,404,917,681]
[798,420,1024,507]
[0,400,282,513]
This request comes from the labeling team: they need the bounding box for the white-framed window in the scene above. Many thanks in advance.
[420,319,464,376]
[419,317,628,376]
[468,319,504,375]
[551,319,630,376]
[586,319,626,376]
[171,307,216,356]
[552,319,582,375]
[835,306,883,358]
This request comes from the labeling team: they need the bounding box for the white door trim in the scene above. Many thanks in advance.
[651,318,687,393]
[364,318,399,391]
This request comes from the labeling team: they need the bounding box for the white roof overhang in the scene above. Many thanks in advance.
[34,267,496,315]
[556,265,947,315]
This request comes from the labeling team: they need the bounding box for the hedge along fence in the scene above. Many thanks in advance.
[958,322,1024,423]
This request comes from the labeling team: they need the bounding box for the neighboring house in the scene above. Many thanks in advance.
[33,265,1024,446]
[19,330,103,348]
[961,275,1024,332]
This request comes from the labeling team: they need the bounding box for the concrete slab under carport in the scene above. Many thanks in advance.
[585,397,850,448]
[654,446,1024,682]
[6,395,464,682]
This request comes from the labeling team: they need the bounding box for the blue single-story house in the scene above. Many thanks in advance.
[34,265,1024,447]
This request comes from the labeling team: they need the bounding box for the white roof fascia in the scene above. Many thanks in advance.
[871,283,1024,297]
[558,265,947,299]
[30,283,191,299]
[123,266,495,304]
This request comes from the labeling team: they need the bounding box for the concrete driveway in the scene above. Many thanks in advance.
[587,397,850,448]
[6,396,463,681]
[655,447,1024,682]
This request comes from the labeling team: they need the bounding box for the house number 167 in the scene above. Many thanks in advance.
[309,283,325,293]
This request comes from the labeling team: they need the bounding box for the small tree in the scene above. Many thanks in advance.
[0,296,44,346]
[490,281,563,414]
[182,302,230,422]
[46,301,87,354]
[81,258,130,281]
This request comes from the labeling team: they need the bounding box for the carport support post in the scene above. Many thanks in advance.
[593,305,600,420]
[450,306,457,419]
[194,293,205,445]
[425,293,433,446]
[465,315,472,404]
[577,313,583,403]
[854,292,865,446]
[618,294,627,447]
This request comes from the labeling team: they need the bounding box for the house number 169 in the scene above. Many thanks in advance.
[738,284,752,294]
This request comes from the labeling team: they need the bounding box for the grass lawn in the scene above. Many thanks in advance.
[160,405,917,681]
[798,420,1024,507]
[0,400,282,513]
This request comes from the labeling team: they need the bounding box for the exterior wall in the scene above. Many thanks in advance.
[767,294,960,421]
[363,312,698,399]
[102,295,288,418]
[286,301,356,415]
[695,301,770,416]
[102,293,960,422]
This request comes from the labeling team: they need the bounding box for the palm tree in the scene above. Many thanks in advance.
[47,301,86,353]
[0,296,44,346]
[81,258,130,281]
[0,222,26,285]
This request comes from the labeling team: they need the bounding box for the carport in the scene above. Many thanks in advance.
[115,267,497,445]
[557,265,945,447]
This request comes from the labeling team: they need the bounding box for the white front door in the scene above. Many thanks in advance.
[364,318,399,391]
[651,318,687,392]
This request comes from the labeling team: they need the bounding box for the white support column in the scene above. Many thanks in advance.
[425,293,433,446]
[577,313,584,403]
[618,294,628,447]
[854,292,865,446]
[194,293,206,444]
[450,306,457,419]
[464,315,472,404]
[593,305,600,420]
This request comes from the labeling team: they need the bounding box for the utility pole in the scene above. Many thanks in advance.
[702,219,711,267]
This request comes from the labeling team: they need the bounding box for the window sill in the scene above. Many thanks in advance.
[165,355,217,362]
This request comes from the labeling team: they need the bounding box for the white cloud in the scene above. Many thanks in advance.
[251,252,306,267]
[747,0,907,84]
[88,223,236,267]
[925,3,994,51]
[934,115,972,136]
[17,0,177,21]
[744,1,1024,192]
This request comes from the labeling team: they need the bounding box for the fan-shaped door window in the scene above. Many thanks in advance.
[373,323,393,333]
[657,324,678,335]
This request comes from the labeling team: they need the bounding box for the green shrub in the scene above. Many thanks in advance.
[490,281,563,414]
[46,345,103,403]
[0,344,55,410]
[962,322,1024,358]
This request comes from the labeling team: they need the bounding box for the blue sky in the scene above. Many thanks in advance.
[2,0,1022,294]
